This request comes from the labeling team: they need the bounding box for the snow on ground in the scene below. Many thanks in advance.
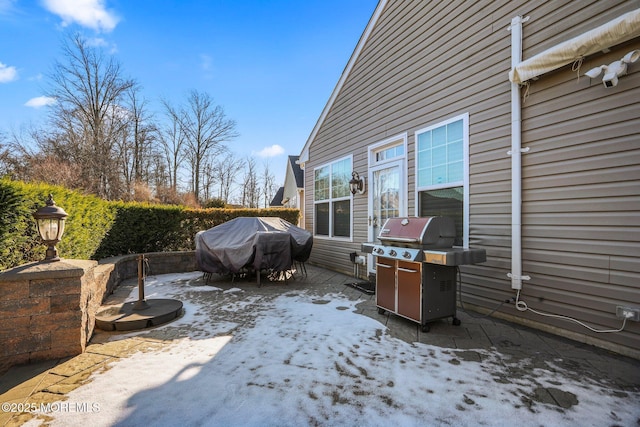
[30,273,640,427]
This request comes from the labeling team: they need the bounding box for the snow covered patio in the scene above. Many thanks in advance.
[3,264,639,426]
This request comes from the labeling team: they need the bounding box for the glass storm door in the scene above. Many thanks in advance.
[368,161,404,273]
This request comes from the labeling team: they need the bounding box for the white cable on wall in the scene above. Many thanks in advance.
[515,290,629,333]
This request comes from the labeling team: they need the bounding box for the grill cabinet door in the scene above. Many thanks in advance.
[422,264,457,322]
[376,257,395,312]
[396,261,421,322]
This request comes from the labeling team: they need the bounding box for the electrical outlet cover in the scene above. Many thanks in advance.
[616,306,640,322]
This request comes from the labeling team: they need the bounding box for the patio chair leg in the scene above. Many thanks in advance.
[299,262,307,277]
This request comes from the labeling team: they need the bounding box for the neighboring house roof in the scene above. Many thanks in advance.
[298,0,387,165]
[288,155,304,188]
[270,186,285,207]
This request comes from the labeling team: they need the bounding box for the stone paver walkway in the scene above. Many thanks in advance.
[1,264,639,426]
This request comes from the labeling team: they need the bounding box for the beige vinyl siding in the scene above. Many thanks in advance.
[514,36,640,351]
[519,0,635,58]
[306,0,514,277]
[303,0,639,354]
[468,1,640,354]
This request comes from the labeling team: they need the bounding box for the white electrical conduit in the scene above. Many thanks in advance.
[507,15,530,291]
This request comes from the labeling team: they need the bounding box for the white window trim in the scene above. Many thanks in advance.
[313,155,354,241]
[413,113,470,248]
[367,133,408,169]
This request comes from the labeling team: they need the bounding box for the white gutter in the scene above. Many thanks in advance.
[507,16,531,290]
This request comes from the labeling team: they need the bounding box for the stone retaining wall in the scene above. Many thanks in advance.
[0,251,196,375]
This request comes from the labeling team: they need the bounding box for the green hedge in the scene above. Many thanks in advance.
[0,179,300,270]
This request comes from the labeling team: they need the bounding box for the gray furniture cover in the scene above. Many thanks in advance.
[195,217,313,274]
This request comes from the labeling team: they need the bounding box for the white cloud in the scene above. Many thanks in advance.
[0,62,17,83]
[253,144,285,158]
[200,54,213,71]
[25,96,57,108]
[0,0,17,14]
[200,53,214,79]
[86,37,108,47]
[42,0,119,32]
[86,36,118,54]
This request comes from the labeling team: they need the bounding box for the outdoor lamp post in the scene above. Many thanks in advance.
[33,194,68,262]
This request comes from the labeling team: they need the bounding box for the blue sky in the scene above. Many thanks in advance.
[0,0,377,184]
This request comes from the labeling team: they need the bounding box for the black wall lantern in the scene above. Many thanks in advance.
[33,194,68,262]
[349,171,365,195]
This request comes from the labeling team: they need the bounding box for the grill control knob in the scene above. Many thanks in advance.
[375,248,384,255]
[389,249,397,257]
[403,251,412,259]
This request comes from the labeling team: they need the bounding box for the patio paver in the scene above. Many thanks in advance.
[1,264,638,426]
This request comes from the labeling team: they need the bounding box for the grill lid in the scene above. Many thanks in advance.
[378,216,456,249]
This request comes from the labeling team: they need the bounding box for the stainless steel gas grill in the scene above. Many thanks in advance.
[362,216,486,332]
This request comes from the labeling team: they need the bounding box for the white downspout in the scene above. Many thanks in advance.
[504,16,631,336]
[508,16,530,290]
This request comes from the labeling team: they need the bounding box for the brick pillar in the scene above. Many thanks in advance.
[0,259,98,374]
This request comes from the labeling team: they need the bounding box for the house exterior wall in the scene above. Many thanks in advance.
[283,164,299,208]
[283,158,304,226]
[514,41,640,353]
[303,0,640,356]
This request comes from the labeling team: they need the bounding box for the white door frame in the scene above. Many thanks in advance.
[366,135,408,274]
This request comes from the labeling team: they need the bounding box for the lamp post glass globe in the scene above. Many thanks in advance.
[349,171,364,195]
[33,194,68,262]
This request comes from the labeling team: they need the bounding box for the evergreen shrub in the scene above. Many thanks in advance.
[0,179,300,270]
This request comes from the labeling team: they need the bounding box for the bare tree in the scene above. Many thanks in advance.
[150,150,169,191]
[261,161,276,208]
[212,152,243,202]
[201,158,215,202]
[128,85,157,184]
[46,32,135,199]
[2,126,83,189]
[168,90,238,202]
[241,156,259,208]
[0,131,13,178]
[118,85,157,197]
[159,98,188,191]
